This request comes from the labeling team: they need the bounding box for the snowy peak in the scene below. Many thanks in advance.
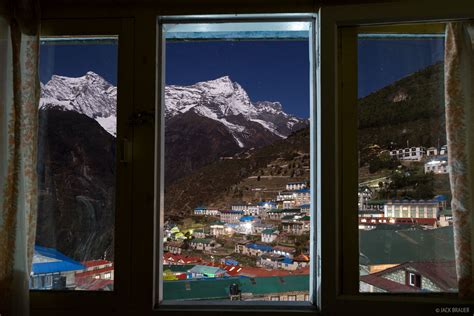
[40,72,117,137]
[165,76,307,147]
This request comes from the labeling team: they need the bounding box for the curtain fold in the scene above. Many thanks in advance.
[0,1,40,314]
[445,22,474,298]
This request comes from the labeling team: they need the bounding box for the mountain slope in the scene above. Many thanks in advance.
[358,62,445,154]
[164,76,308,184]
[37,108,115,261]
[165,127,310,219]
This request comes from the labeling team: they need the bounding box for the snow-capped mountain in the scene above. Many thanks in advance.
[165,76,307,147]
[40,72,307,144]
[40,71,117,136]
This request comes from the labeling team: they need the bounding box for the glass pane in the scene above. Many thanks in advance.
[160,19,314,302]
[357,25,457,293]
[33,37,117,291]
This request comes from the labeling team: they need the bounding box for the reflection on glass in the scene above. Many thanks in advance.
[32,37,117,291]
[357,27,457,293]
[161,21,313,302]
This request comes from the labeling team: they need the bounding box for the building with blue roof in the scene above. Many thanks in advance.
[30,245,85,290]
[239,215,255,222]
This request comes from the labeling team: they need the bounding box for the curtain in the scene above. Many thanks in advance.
[0,1,40,315]
[445,22,474,298]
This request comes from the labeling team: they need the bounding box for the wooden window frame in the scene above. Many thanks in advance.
[320,1,474,315]
[31,1,474,315]
[31,18,134,312]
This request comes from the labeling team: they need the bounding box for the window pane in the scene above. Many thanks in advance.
[33,37,117,291]
[357,25,457,293]
[160,19,314,302]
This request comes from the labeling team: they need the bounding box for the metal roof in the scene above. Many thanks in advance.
[163,275,309,301]
[32,245,85,274]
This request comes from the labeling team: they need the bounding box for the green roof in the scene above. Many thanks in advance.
[163,275,309,301]
[367,200,386,205]
[261,228,276,235]
[191,238,213,244]
[360,226,454,265]
[189,265,225,275]
[239,275,308,295]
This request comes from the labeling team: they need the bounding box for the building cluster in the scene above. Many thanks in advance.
[387,145,449,174]
[389,145,447,161]
[30,245,114,291]
[160,180,311,300]
[358,185,451,229]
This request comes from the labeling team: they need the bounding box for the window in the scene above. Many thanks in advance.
[356,23,456,293]
[34,36,118,291]
[157,14,316,304]
[408,272,421,288]
[25,2,474,316]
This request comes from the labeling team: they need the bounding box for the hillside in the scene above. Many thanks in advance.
[37,109,115,261]
[164,127,310,219]
[358,62,445,159]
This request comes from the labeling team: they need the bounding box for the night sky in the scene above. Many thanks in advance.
[39,37,445,119]
[166,41,310,118]
[358,38,444,98]
[40,43,118,86]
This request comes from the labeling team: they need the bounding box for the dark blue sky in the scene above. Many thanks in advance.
[40,44,118,85]
[358,38,444,98]
[166,41,310,118]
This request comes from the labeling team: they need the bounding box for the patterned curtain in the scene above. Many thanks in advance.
[445,22,474,298]
[0,1,40,315]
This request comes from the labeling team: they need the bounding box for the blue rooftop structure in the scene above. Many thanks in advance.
[245,243,273,252]
[434,195,448,202]
[32,245,85,274]
[294,188,310,193]
[282,257,293,264]
[239,215,255,222]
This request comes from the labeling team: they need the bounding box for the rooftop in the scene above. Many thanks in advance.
[163,275,309,301]
[32,245,85,274]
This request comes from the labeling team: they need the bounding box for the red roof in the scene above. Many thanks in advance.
[163,253,201,264]
[76,266,114,278]
[76,277,113,291]
[273,245,296,253]
[360,274,419,292]
[82,260,112,268]
[372,261,457,291]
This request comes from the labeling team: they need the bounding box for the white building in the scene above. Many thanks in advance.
[286,181,308,191]
[440,145,448,155]
[424,159,448,174]
[384,200,439,219]
[390,147,426,161]
[261,228,279,243]
[232,203,259,216]
[426,147,438,156]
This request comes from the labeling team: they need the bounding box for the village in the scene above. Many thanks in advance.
[160,180,312,301]
[26,144,457,297]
